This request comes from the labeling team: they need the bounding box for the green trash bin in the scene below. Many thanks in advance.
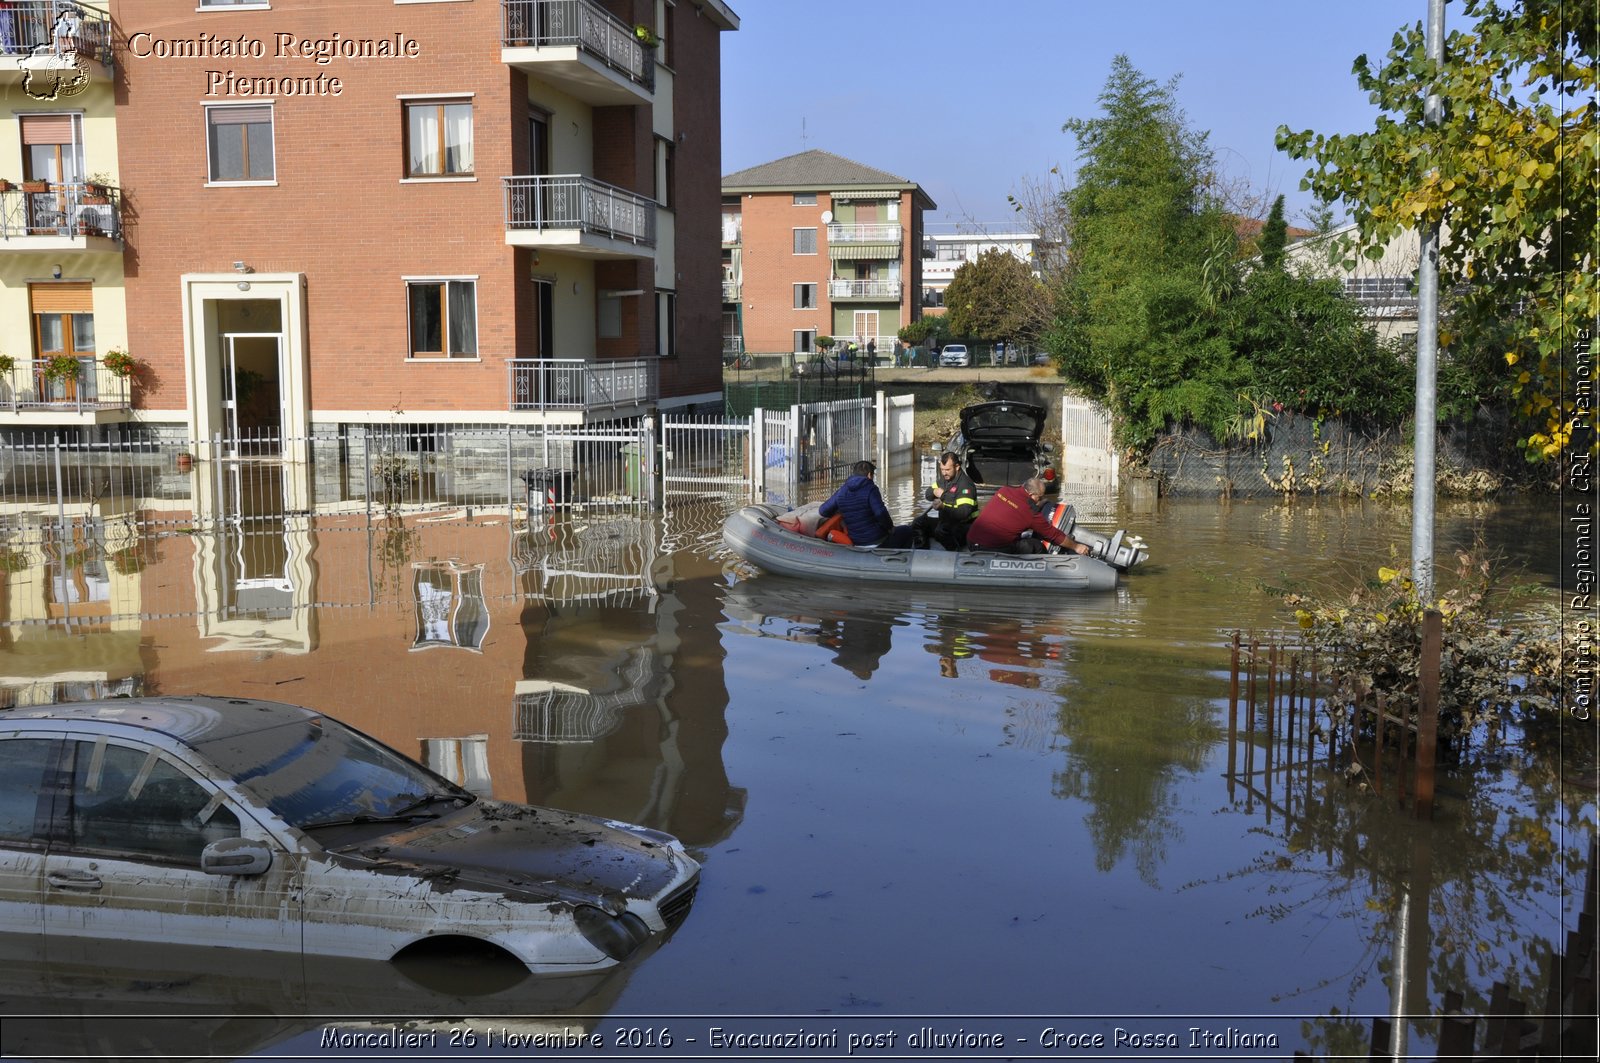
[621,443,643,496]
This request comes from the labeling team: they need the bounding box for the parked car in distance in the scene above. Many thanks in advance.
[945,399,1058,498]
[939,344,970,368]
[0,697,700,977]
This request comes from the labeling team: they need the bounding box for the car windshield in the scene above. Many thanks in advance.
[194,715,469,830]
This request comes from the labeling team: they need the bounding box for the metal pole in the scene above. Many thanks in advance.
[1411,0,1446,604]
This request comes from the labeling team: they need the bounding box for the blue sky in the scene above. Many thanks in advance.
[720,0,1435,230]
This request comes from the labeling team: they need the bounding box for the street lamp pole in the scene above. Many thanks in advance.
[1411,0,1446,604]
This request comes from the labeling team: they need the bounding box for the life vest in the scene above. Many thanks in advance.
[816,513,854,545]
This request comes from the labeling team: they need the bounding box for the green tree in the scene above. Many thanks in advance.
[1256,194,1289,271]
[1276,0,1598,461]
[1049,56,1244,446]
[897,316,948,348]
[942,248,1053,347]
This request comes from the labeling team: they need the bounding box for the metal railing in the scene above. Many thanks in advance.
[721,280,740,301]
[0,2,112,63]
[508,358,657,412]
[501,0,654,92]
[0,359,131,413]
[503,174,656,246]
[0,183,122,241]
[826,222,902,244]
[827,279,901,300]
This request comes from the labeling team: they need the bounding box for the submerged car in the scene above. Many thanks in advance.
[945,399,1059,498]
[0,696,699,976]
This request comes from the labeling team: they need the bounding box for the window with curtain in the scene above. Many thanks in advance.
[794,228,816,254]
[406,100,473,177]
[206,105,274,182]
[407,280,477,358]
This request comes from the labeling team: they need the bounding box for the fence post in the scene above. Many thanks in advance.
[751,407,766,502]
[212,433,226,531]
[1414,608,1442,819]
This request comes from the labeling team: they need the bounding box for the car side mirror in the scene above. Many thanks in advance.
[201,837,274,876]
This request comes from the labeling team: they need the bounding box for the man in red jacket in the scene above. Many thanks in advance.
[967,478,1093,556]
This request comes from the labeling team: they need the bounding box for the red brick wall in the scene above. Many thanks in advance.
[735,190,832,355]
[114,0,727,418]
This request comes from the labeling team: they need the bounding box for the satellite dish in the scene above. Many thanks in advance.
[820,210,833,223]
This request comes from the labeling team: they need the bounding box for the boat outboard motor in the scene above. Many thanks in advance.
[1045,502,1149,572]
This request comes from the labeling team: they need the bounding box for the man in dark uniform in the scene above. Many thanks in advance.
[912,452,978,549]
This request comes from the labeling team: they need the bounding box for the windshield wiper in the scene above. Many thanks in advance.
[390,791,473,817]
[298,792,472,832]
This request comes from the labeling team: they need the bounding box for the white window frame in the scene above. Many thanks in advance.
[793,228,817,255]
[793,329,815,354]
[793,192,816,206]
[403,276,479,360]
[399,93,475,182]
[203,102,276,186]
[793,283,816,310]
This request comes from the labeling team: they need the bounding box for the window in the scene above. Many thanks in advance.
[793,193,816,206]
[405,99,473,178]
[654,136,675,208]
[598,293,622,339]
[660,0,676,67]
[794,283,816,309]
[658,291,676,356]
[793,329,815,354]
[65,741,241,865]
[31,282,95,402]
[793,227,817,255]
[406,279,477,358]
[0,739,54,844]
[206,104,274,182]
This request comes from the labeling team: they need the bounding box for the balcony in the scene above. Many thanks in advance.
[0,3,113,85]
[827,222,901,261]
[501,0,654,106]
[828,279,901,301]
[1,359,133,420]
[0,183,122,251]
[503,174,656,259]
[721,215,741,245]
[508,358,658,413]
[721,280,739,302]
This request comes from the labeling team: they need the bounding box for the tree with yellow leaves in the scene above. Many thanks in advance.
[1277,0,1596,462]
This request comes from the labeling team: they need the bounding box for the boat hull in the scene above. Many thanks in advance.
[722,505,1122,591]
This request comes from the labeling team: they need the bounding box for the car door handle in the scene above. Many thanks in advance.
[47,870,104,892]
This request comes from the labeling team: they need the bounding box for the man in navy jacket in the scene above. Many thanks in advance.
[818,461,913,547]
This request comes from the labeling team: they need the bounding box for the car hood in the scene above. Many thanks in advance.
[329,801,691,908]
[958,401,1047,446]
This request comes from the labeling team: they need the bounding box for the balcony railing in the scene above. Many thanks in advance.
[0,183,122,242]
[828,279,901,300]
[501,0,654,93]
[826,223,902,244]
[503,175,656,247]
[0,2,112,65]
[721,280,740,302]
[1,359,132,414]
[508,358,658,413]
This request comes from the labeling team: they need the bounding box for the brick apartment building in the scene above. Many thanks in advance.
[721,150,934,362]
[2,0,737,450]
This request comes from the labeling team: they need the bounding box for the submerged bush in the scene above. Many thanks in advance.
[1284,549,1565,743]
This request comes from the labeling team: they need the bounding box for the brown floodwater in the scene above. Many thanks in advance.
[0,485,1590,1060]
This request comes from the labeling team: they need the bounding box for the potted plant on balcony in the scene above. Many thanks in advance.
[633,23,659,48]
[82,175,112,204]
[102,348,136,379]
[42,353,82,384]
[21,178,48,194]
[0,353,13,376]
[0,180,13,193]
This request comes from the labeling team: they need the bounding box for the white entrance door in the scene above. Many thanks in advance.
[222,333,283,455]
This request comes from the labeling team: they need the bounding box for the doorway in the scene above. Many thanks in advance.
[222,333,283,454]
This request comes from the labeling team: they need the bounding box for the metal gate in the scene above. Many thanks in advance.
[661,413,752,499]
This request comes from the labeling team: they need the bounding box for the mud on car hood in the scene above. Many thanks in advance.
[958,401,1048,447]
[330,801,689,907]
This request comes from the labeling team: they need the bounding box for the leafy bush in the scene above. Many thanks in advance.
[1285,550,1565,743]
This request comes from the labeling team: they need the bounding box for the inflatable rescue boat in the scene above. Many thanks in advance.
[721,502,1148,591]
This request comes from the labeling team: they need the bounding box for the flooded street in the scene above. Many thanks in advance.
[1,482,1590,1059]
